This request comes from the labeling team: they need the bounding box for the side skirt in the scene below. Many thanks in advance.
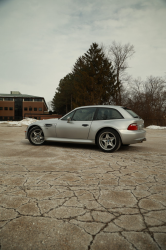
[45,137,95,145]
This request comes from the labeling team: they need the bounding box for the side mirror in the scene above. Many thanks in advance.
[67,117,71,123]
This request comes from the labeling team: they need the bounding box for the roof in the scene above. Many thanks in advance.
[0,93,44,98]
[75,105,122,109]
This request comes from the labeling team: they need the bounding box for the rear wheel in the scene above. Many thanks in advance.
[28,126,45,146]
[97,129,121,153]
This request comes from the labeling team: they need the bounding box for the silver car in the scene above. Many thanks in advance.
[25,105,146,152]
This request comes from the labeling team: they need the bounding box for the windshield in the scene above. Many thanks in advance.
[123,107,140,118]
[61,110,75,120]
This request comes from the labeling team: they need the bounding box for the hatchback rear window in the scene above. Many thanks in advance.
[123,107,140,118]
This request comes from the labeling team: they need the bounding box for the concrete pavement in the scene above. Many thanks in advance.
[0,125,166,249]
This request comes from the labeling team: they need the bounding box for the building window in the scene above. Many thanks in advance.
[39,108,42,111]
[4,98,13,101]
[24,107,27,111]
[9,107,13,110]
[0,116,3,120]
[29,107,32,111]
[0,98,3,101]
[4,107,8,110]
[24,98,33,101]
[0,107,3,110]
[34,108,37,111]
[9,117,13,120]
[34,98,42,102]
[4,116,8,121]
[34,117,37,119]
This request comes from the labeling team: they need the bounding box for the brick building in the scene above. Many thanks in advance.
[0,91,61,121]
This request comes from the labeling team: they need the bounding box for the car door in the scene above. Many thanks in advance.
[56,107,96,139]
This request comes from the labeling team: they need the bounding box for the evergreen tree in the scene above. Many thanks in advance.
[72,43,117,107]
[52,73,74,114]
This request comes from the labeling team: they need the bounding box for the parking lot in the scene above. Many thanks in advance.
[0,124,166,250]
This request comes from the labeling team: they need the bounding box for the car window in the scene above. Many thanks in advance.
[72,108,96,121]
[61,110,75,120]
[95,108,123,120]
[123,108,140,118]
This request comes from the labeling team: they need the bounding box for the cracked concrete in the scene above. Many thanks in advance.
[0,125,166,249]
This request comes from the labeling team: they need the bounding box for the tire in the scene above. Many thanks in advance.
[97,129,121,153]
[28,126,45,146]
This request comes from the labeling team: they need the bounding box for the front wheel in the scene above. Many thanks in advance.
[97,129,121,153]
[28,126,45,146]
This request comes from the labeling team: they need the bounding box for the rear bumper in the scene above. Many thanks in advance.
[119,129,146,145]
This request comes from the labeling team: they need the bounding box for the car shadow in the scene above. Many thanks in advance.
[44,141,145,153]
[44,141,98,151]
[22,140,145,153]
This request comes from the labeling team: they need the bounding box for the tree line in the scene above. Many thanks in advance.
[51,42,166,126]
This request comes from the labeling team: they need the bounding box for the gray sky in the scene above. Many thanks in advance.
[0,0,166,103]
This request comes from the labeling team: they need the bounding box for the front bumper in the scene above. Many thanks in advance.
[25,127,28,139]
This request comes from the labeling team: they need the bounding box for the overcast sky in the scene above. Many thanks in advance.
[0,0,166,104]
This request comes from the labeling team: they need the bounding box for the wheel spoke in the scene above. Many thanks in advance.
[39,131,43,136]
[101,139,108,149]
[108,138,115,147]
[105,133,110,139]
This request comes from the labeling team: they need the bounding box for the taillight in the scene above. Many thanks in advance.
[127,123,138,130]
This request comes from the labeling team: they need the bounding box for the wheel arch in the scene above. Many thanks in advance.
[27,125,45,139]
[95,127,122,145]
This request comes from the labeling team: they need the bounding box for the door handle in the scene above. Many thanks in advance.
[82,124,89,127]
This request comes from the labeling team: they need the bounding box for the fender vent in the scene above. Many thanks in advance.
[45,124,52,127]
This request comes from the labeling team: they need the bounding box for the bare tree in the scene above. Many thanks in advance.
[143,76,166,118]
[108,41,135,105]
[125,76,166,126]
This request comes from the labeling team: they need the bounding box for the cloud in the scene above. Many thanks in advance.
[0,0,166,102]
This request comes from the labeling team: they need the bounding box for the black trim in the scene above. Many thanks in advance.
[93,108,99,120]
